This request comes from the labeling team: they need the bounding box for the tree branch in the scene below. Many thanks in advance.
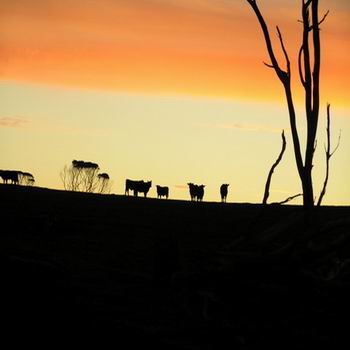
[298,45,306,87]
[245,0,287,82]
[311,0,321,135]
[272,193,303,205]
[304,0,312,8]
[263,61,274,69]
[309,10,329,30]
[302,1,316,195]
[276,26,291,76]
[318,10,330,26]
[245,0,305,199]
[262,130,287,205]
[330,130,341,157]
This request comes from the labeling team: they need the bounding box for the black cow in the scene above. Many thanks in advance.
[156,185,169,199]
[188,183,197,201]
[220,184,229,203]
[187,183,205,202]
[197,185,205,202]
[0,170,20,184]
[125,179,152,197]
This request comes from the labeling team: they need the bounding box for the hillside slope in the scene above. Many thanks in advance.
[1,185,349,348]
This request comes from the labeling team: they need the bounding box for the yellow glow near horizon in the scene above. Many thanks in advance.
[1,81,349,205]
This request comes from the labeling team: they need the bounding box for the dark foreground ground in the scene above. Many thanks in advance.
[1,185,350,348]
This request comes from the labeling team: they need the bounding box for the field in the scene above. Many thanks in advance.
[1,184,350,348]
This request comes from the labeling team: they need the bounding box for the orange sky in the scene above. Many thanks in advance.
[1,0,349,104]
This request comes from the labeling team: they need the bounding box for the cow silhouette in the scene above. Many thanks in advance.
[187,183,205,202]
[0,170,20,184]
[125,179,152,197]
[197,185,205,202]
[220,184,229,203]
[156,185,169,199]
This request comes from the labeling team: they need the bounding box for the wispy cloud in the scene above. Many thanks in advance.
[217,122,283,133]
[196,122,286,134]
[0,115,110,137]
[175,184,188,189]
[271,189,295,195]
[0,116,30,128]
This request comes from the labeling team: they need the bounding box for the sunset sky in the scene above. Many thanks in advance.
[1,0,349,204]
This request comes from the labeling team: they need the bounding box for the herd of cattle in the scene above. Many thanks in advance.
[0,170,229,202]
[0,170,35,186]
[125,179,230,202]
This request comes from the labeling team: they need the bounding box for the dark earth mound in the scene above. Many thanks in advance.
[1,184,349,348]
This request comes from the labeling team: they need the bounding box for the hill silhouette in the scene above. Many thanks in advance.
[1,184,349,348]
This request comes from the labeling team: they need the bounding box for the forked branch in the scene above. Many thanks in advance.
[246,0,287,82]
[317,104,341,206]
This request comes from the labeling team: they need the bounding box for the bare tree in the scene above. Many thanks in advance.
[76,161,100,193]
[97,173,111,194]
[60,164,82,191]
[246,0,332,209]
[60,160,101,193]
[60,165,70,190]
[18,172,35,186]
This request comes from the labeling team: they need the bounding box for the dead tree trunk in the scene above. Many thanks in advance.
[246,0,329,209]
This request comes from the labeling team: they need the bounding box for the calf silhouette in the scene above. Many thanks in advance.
[220,184,229,203]
[187,183,205,202]
[156,185,169,199]
[125,179,152,197]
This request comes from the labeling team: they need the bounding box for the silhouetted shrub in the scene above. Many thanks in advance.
[60,160,111,193]
[19,172,35,186]
[97,173,111,194]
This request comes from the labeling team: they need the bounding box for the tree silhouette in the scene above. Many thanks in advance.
[60,160,101,193]
[97,173,111,194]
[246,0,336,208]
[18,172,35,186]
